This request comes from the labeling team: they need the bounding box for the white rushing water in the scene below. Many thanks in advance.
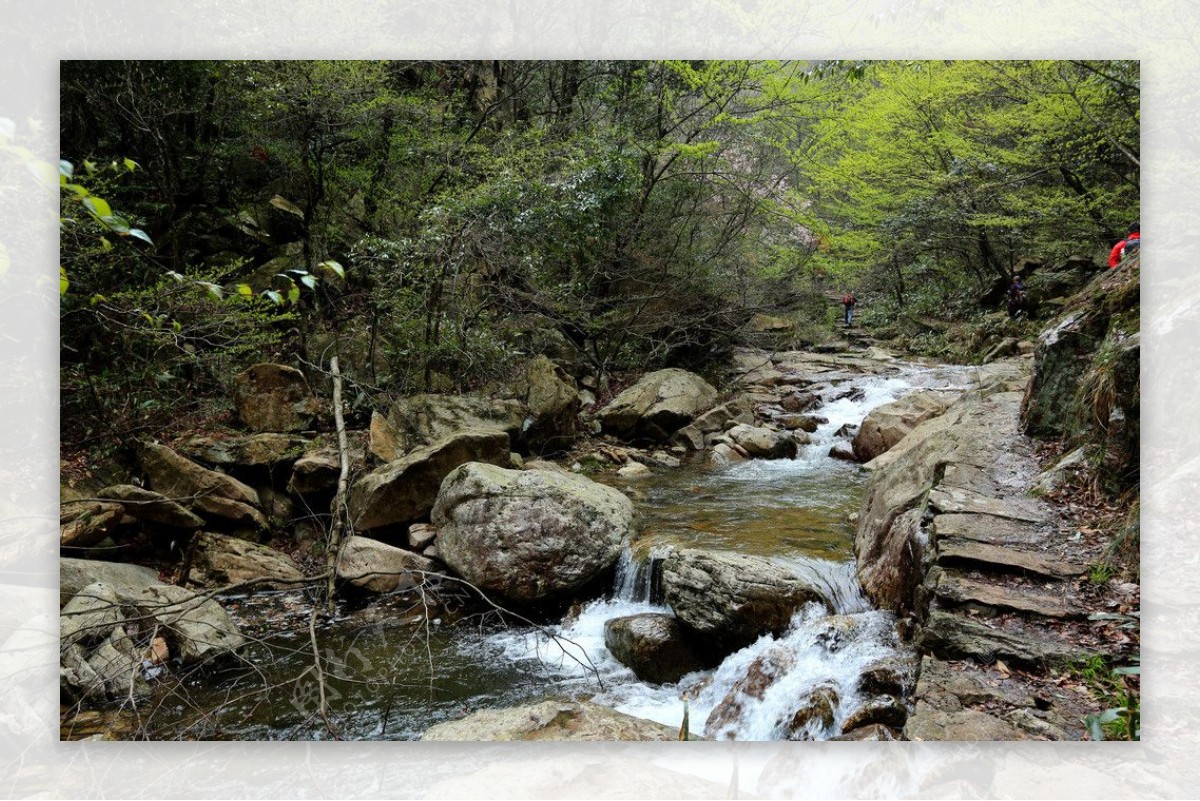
[472,361,973,739]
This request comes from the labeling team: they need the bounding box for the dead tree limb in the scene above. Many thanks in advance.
[324,355,352,614]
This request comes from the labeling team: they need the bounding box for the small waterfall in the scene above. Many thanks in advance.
[613,545,665,604]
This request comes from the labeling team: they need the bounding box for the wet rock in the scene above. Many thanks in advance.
[828,443,857,462]
[420,699,685,741]
[784,685,840,740]
[617,462,652,479]
[604,613,707,684]
[336,535,436,594]
[670,425,705,451]
[725,424,798,459]
[191,531,305,588]
[856,655,917,698]
[662,549,831,652]
[599,369,718,441]
[841,695,908,731]
[705,646,795,738]
[350,429,512,530]
[691,399,753,434]
[830,723,898,741]
[777,414,822,433]
[433,463,634,603]
[95,485,204,529]
[779,391,819,414]
[232,363,317,433]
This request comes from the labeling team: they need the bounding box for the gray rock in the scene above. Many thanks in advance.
[604,613,707,684]
[336,535,436,594]
[408,523,437,551]
[852,389,958,462]
[133,583,245,664]
[420,699,685,741]
[60,559,160,607]
[350,429,512,531]
[174,433,309,468]
[191,531,305,588]
[725,424,798,459]
[232,363,317,433]
[140,442,267,529]
[95,485,204,529]
[60,582,125,647]
[916,610,1088,667]
[599,369,718,441]
[511,355,580,454]
[433,463,634,603]
[904,700,1030,741]
[60,501,126,548]
[662,549,831,652]
[372,394,525,461]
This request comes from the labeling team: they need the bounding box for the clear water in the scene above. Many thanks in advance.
[140,359,975,741]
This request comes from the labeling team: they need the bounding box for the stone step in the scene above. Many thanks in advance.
[915,610,1090,668]
[934,572,1082,619]
[931,513,1046,547]
[936,537,1088,580]
[928,486,1049,524]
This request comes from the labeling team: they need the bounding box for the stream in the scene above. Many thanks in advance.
[146,358,979,741]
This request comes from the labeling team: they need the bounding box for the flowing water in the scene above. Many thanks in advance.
[145,359,979,741]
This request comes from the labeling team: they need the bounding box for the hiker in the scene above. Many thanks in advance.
[842,291,856,327]
[1108,222,1140,269]
[1006,276,1027,319]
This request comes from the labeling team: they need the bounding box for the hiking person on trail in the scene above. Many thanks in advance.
[1007,276,1027,319]
[1108,221,1140,268]
[842,291,856,327]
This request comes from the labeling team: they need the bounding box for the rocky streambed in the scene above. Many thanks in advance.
[61,343,1123,742]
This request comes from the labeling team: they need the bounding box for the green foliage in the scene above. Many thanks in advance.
[1076,656,1140,741]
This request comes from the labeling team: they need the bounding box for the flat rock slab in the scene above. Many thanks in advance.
[932,513,1045,547]
[420,700,686,741]
[916,610,1087,667]
[934,572,1081,619]
[937,537,1087,579]
[928,486,1049,524]
[915,657,1034,710]
[904,701,1030,741]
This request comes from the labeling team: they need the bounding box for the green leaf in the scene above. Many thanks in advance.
[287,284,301,304]
[59,266,69,295]
[198,281,223,300]
[123,157,140,172]
[84,159,96,175]
[300,274,317,289]
[128,228,153,245]
[104,216,131,234]
[83,196,112,219]
[89,294,107,306]
[166,270,185,282]
[59,160,73,179]
[1112,665,1141,676]
[265,290,283,305]
[317,260,345,279]
[100,237,113,252]
[236,284,254,299]
[270,194,305,218]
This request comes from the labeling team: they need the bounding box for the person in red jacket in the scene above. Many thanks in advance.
[1108,222,1140,268]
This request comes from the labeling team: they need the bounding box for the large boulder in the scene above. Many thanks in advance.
[851,389,959,462]
[190,531,305,588]
[420,699,684,741]
[604,613,708,684]
[370,394,525,462]
[598,369,718,442]
[510,355,580,454]
[140,443,268,530]
[661,549,832,652]
[432,462,634,603]
[232,363,317,433]
[350,429,512,531]
[335,535,436,594]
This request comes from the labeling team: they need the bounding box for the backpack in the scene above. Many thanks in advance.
[843,293,853,305]
[1122,236,1140,257]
